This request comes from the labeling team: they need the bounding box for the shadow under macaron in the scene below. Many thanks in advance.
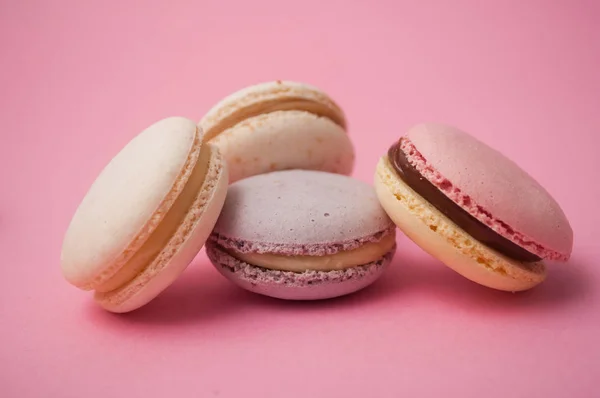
[83,258,249,327]
[82,242,589,327]
[397,250,592,313]
[83,250,409,326]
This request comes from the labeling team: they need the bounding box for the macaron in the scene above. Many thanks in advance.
[60,117,228,313]
[199,80,355,183]
[205,170,397,300]
[374,123,573,292]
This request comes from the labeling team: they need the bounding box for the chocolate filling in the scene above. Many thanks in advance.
[387,139,541,262]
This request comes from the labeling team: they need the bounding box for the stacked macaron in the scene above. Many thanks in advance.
[60,81,389,312]
[199,81,355,183]
[60,81,573,313]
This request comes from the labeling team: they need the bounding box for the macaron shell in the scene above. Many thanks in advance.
[405,123,573,260]
[212,170,394,255]
[375,157,546,291]
[200,80,346,142]
[210,110,354,183]
[206,240,395,300]
[95,145,228,313]
[61,117,201,288]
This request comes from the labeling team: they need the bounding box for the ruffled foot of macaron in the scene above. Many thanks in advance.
[60,117,228,313]
[374,123,573,292]
[206,170,397,300]
[199,80,355,183]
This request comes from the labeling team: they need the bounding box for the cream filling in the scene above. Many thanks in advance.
[229,232,396,272]
[94,145,213,293]
[203,98,346,142]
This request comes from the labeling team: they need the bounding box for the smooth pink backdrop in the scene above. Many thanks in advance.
[1,1,599,397]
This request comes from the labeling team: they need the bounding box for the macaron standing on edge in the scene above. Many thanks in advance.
[206,170,397,300]
[199,80,355,183]
[60,117,229,313]
[374,123,573,292]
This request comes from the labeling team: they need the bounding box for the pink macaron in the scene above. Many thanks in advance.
[206,170,397,300]
[374,123,573,291]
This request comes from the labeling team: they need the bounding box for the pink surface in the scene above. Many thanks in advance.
[1,1,599,397]
[403,123,573,260]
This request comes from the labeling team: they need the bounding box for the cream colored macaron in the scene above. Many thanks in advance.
[199,80,355,183]
[60,117,228,313]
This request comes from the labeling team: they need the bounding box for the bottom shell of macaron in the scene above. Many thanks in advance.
[206,242,396,300]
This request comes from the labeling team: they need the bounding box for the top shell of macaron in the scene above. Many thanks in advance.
[401,123,573,261]
[199,80,347,141]
[211,170,394,256]
[60,117,205,288]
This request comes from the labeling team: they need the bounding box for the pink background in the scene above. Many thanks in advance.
[1,1,599,397]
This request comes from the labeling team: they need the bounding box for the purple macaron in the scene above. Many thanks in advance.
[205,169,397,300]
